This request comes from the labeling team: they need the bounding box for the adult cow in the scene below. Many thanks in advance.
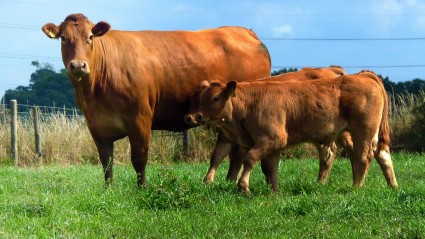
[185,70,398,193]
[42,13,271,187]
[186,66,348,188]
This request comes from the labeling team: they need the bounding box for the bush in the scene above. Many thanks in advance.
[412,97,425,152]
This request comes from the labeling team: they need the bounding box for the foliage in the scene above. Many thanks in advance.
[380,74,425,99]
[2,61,76,108]
[411,97,425,151]
[0,153,424,238]
[271,67,298,76]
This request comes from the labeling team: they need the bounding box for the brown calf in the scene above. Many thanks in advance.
[186,71,398,192]
[186,66,348,188]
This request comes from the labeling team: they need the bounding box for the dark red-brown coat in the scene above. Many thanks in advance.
[186,71,398,192]
[42,13,271,186]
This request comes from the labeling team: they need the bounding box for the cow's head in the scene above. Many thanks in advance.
[184,80,236,126]
[42,13,110,81]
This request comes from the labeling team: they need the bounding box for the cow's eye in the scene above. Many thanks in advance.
[87,35,94,44]
[212,96,219,103]
[60,36,66,43]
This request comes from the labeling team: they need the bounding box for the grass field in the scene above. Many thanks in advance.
[0,152,424,238]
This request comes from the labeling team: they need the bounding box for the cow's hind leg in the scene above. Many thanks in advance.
[374,144,398,188]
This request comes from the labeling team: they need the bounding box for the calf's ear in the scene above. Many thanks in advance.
[42,23,60,39]
[92,21,111,37]
[224,81,237,97]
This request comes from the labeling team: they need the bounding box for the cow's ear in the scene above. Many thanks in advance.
[42,23,60,39]
[92,21,111,37]
[224,81,237,97]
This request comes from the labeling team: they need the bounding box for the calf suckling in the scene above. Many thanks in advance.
[185,70,398,193]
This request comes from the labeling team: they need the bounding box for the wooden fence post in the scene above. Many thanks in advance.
[183,129,190,158]
[33,106,42,161]
[10,99,18,166]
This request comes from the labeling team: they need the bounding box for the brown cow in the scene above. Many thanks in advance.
[185,66,348,187]
[42,13,271,186]
[186,71,398,193]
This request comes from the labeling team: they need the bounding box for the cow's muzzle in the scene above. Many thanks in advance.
[68,60,90,76]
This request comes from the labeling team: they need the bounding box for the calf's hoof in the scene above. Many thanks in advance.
[237,181,250,194]
[203,176,214,184]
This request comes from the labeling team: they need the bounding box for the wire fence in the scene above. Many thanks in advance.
[1,100,199,166]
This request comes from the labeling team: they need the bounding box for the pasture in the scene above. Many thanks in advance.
[1,153,424,238]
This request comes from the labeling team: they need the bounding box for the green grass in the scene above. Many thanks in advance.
[0,153,425,238]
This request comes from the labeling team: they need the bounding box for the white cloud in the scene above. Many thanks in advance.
[369,0,403,33]
[404,0,425,32]
[271,24,293,37]
[372,0,403,15]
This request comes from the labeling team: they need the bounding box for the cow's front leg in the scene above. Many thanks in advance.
[261,151,280,192]
[128,116,152,188]
[93,138,114,185]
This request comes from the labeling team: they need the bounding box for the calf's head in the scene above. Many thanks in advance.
[42,13,110,81]
[185,80,237,126]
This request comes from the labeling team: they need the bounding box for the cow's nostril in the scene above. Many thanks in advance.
[185,115,192,122]
[81,62,87,69]
[195,113,203,122]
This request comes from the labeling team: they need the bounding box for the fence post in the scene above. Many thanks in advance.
[10,99,18,166]
[183,129,190,158]
[33,106,42,161]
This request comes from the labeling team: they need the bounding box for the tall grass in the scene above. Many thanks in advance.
[389,91,425,151]
[0,91,423,166]
[0,107,219,166]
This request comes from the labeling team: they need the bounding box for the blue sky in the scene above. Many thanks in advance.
[1,0,424,99]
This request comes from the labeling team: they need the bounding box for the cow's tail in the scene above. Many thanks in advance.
[328,65,347,76]
[359,70,390,152]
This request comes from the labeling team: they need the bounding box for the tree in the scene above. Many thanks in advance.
[271,67,298,76]
[380,74,425,96]
[2,61,76,108]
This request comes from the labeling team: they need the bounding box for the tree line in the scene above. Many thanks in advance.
[1,62,424,108]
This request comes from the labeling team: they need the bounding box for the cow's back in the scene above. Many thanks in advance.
[101,27,271,131]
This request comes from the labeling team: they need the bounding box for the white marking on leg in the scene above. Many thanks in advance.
[372,130,379,151]
[379,150,392,162]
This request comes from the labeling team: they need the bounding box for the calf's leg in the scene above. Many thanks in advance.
[374,145,398,188]
[350,135,374,188]
[238,138,284,193]
[226,146,246,182]
[316,143,336,184]
[204,132,233,183]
